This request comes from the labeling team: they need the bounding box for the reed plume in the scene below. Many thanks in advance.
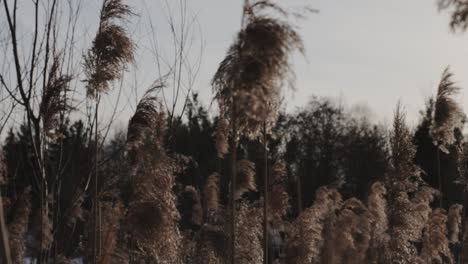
[367,182,389,263]
[419,208,453,263]
[285,186,342,264]
[125,87,182,262]
[204,173,220,223]
[269,161,289,221]
[389,103,422,192]
[431,67,464,154]
[321,198,372,264]
[438,0,468,31]
[212,0,304,143]
[40,56,72,136]
[233,201,263,264]
[185,186,203,227]
[8,188,31,264]
[447,204,462,244]
[235,159,257,199]
[126,82,166,168]
[384,104,439,263]
[84,0,134,98]
[215,118,230,158]
[193,224,227,264]
[99,201,125,264]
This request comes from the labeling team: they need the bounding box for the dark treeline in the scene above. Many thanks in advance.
[3,0,468,263]
[3,93,466,261]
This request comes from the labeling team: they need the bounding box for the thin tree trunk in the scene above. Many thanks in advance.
[263,123,269,264]
[0,191,12,264]
[230,105,238,264]
[296,176,302,215]
[229,138,237,264]
[93,97,100,263]
[459,181,467,264]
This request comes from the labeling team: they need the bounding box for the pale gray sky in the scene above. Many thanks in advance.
[2,0,468,130]
[145,0,468,125]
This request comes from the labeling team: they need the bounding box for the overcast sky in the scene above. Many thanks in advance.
[4,0,468,129]
[149,0,468,125]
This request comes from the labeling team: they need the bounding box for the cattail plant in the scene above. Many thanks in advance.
[83,0,134,262]
[285,186,342,264]
[212,1,304,261]
[430,67,464,207]
[124,86,182,263]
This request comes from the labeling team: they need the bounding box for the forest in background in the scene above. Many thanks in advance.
[1,0,468,263]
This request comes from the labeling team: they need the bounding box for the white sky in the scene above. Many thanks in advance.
[154,0,468,126]
[3,0,468,131]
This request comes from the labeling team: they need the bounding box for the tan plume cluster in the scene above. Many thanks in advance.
[125,88,182,263]
[99,201,125,264]
[126,83,166,167]
[389,103,422,193]
[419,209,453,263]
[204,173,220,224]
[66,193,84,226]
[213,0,304,146]
[367,182,389,263]
[384,186,437,263]
[193,224,227,264]
[235,159,257,199]
[321,198,372,264]
[285,186,342,264]
[232,201,263,264]
[431,67,465,153]
[215,118,230,158]
[84,0,134,98]
[269,161,289,220]
[185,186,203,227]
[8,188,31,264]
[40,56,72,136]
[447,203,462,244]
